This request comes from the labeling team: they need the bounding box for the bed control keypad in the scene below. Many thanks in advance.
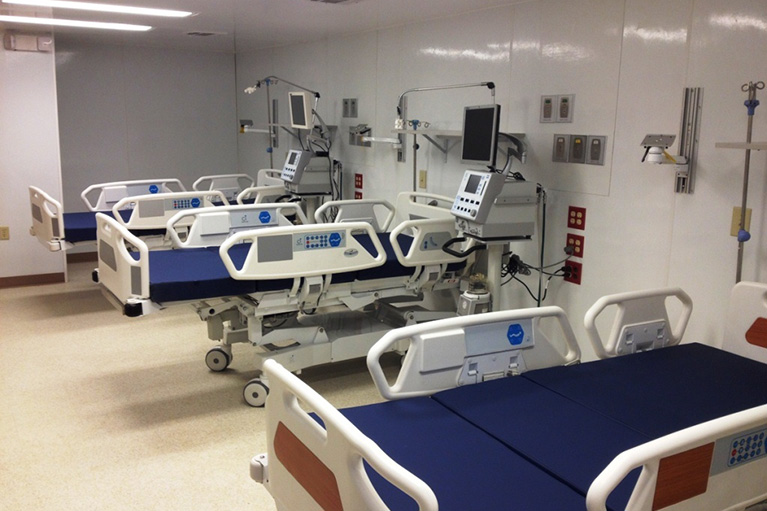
[294,232,345,251]
[711,426,767,475]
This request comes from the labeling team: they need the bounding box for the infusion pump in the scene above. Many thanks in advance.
[451,170,538,241]
[281,149,332,195]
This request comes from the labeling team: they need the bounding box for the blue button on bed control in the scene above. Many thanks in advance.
[328,232,342,247]
[259,211,271,224]
[507,324,525,345]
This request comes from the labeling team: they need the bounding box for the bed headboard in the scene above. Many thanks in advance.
[723,281,767,363]
[367,306,581,400]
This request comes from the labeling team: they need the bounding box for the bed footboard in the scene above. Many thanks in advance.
[587,404,767,511]
[254,359,438,511]
[95,213,152,316]
[29,186,66,251]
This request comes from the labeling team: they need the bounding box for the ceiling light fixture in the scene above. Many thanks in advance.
[2,0,192,17]
[0,14,152,30]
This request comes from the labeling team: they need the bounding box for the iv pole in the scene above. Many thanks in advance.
[735,80,764,283]
[395,82,496,191]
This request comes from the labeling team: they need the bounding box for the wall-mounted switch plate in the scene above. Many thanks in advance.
[553,134,570,162]
[0,226,9,240]
[342,99,350,118]
[568,135,587,163]
[349,98,358,118]
[585,136,606,165]
[556,94,574,122]
[540,95,555,123]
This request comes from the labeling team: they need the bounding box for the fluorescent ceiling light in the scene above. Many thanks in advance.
[0,14,152,30]
[2,0,192,17]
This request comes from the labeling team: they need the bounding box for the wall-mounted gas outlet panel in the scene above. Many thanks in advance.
[556,94,574,122]
[553,135,570,162]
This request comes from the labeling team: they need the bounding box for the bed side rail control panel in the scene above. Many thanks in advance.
[587,404,767,511]
[367,306,581,400]
[168,203,309,248]
[220,222,385,280]
[584,287,692,359]
[29,186,65,251]
[81,178,186,212]
[112,191,229,231]
[257,359,438,511]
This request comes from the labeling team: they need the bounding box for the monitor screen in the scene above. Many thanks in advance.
[460,104,501,168]
[288,91,313,130]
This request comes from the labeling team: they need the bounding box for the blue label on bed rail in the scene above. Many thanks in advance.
[149,184,159,193]
[507,324,525,345]
[259,211,271,224]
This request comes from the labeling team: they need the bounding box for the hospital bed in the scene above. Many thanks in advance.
[29,178,185,251]
[96,192,471,405]
[252,284,767,511]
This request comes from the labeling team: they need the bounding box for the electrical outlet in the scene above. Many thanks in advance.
[354,191,363,200]
[419,170,427,189]
[567,206,586,230]
[566,233,584,258]
[564,260,582,285]
[731,207,752,236]
[0,226,8,240]
[354,173,363,189]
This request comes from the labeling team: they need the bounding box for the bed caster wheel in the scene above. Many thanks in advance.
[243,379,269,407]
[205,347,231,372]
[91,269,99,283]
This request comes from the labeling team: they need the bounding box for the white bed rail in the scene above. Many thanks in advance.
[389,217,468,267]
[81,178,185,212]
[193,173,255,202]
[367,306,581,400]
[723,281,767,363]
[219,222,385,280]
[95,213,150,308]
[236,185,289,205]
[29,186,66,251]
[253,358,438,511]
[167,203,309,248]
[111,191,229,230]
[257,168,284,187]
[587,404,767,511]
[314,199,396,232]
[584,287,693,359]
[393,192,455,224]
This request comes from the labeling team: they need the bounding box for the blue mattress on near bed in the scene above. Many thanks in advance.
[64,210,165,243]
[338,343,767,510]
[339,397,587,511]
[140,232,464,303]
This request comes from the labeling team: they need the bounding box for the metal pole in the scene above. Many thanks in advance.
[266,84,274,169]
[736,81,764,282]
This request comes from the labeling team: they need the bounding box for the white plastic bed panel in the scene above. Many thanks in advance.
[236,185,287,205]
[314,199,395,233]
[219,222,386,280]
[587,404,767,511]
[388,217,466,267]
[111,190,229,230]
[723,281,767,364]
[167,203,308,248]
[81,178,185,212]
[256,358,438,511]
[584,287,693,359]
[193,173,255,202]
[96,213,149,304]
[28,186,65,251]
[367,306,581,400]
[393,192,455,224]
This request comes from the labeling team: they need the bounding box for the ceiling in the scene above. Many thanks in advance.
[0,0,517,53]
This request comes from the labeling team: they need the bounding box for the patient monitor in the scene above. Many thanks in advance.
[281,149,332,195]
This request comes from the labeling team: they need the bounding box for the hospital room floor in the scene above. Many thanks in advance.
[0,261,396,510]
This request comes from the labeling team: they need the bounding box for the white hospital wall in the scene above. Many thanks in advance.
[0,32,65,279]
[235,0,767,358]
[54,39,238,212]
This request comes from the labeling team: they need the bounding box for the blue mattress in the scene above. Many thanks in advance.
[139,232,463,303]
[337,343,767,510]
[64,210,164,243]
[339,398,587,511]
